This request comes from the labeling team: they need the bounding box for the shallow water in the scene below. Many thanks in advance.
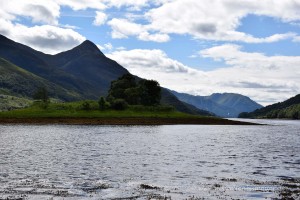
[0,119,299,199]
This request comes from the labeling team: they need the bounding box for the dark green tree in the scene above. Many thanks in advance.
[124,87,141,105]
[98,97,106,110]
[107,73,136,102]
[111,99,128,110]
[139,80,161,106]
[81,101,91,111]
[33,87,49,103]
[106,74,161,107]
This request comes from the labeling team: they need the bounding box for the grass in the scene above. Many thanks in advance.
[0,100,257,125]
[0,100,202,119]
[0,94,32,111]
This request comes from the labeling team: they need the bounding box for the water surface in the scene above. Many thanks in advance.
[0,119,299,199]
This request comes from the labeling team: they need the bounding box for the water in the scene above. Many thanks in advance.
[0,119,299,199]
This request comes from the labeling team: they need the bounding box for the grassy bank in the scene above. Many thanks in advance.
[0,101,256,125]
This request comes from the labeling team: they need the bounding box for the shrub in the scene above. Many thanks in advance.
[98,97,106,110]
[111,99,128,110]
[81,101,91,111]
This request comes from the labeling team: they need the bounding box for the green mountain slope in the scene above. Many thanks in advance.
[239,94,300,119]
[0,58,81,100]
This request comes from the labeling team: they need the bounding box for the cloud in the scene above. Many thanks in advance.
[93,11,108,26]
[108,18,143,39]
[107,46,300,105]
[104,0,149,10]
[96,43,114,52]
[55,0,106,10]
[104,43,113,50]
[107,49,198,74]
[0,19,85,54]
[108,18,169,42]
[0,0,60,24]
[106,0,300,43]
[137,32,170,42]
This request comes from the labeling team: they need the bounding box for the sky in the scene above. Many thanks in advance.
[1,0,300,105]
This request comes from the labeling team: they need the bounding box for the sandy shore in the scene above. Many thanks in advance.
[0,117,258,125]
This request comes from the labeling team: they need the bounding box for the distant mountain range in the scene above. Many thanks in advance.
[170,90,263,117]
[0,34,211,116]
[239,94,300,119]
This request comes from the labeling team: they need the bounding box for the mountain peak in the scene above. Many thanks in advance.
[75,40,103,55]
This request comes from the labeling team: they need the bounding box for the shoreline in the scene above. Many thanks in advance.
[0,117,259,125]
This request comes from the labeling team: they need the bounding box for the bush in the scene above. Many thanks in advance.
[130,105,174,112]
[111,99,128,110]
[33,87,49,103]
[81,101,91,111]
[98,97,106,110]
[33,100,49,109]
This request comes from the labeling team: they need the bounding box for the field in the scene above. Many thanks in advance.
[0,101,256,125]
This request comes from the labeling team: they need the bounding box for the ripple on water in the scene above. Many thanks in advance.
[0,121,300,199]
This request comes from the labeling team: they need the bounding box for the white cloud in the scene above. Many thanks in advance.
[0,0,60,25]
[108,18,143,39]
[96,43,114,52]
[107,49,198,74]
[104,43,113,50]
[93,11,108,26]
[104,0,149,10]
[107,0,300,43]
[108,18,170,42]
[293,35,300,42]
[116,46,126,51]
[103,0,170,10]
[107,46,300,105]
[54,0,106,10]
[138,32,170,42]
[96,44,105,51]
[60,24,80,29]
[0,19,85,54]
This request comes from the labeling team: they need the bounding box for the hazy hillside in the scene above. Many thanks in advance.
[208,93,263,113]
[171,90,262,117]
[161,89,213,116]
[239,94,300,119]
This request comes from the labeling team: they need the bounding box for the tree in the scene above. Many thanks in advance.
[111,99,128,110]
[81,101,91,111]
[106,74,162,107]
[98,97,106,110]
[107,73,136,102]
[124,87,141,105]
[139,80,161,106]
[33,87,49,103]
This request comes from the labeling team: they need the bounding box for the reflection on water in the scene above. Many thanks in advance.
[0,120,299,199]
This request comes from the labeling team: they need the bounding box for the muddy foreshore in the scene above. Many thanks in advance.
[0,117,258,125]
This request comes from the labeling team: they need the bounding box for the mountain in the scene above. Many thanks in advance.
[0,35,128,99]
[239,94,300,119]
[0,57,81,100]
[160,89,213,116]
[170,90,263,117]
[0,34,210,115]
